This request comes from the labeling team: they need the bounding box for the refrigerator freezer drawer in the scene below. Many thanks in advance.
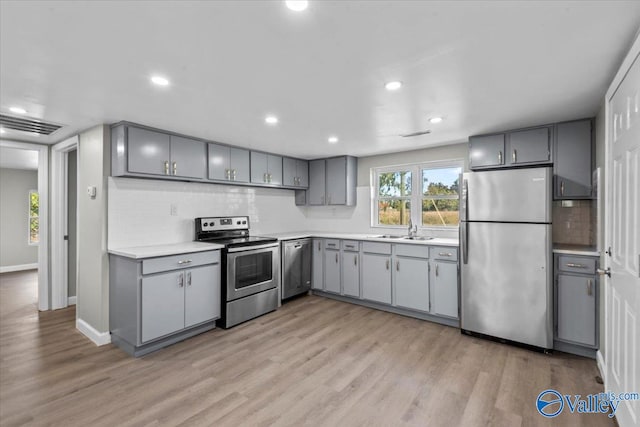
[461,222,552,348]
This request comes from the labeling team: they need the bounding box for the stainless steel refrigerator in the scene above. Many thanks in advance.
[460,167,552,349]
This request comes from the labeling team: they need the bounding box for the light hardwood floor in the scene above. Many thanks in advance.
[0,270,612,426]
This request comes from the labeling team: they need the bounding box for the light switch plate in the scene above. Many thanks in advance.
[87,186,96,199]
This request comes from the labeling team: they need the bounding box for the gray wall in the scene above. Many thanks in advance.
[67,150,77,298]
[76,125,110,333]
[0,168,38,268]
[595,101,606,359]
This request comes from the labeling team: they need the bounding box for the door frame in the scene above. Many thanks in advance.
[0,140,49,311]
[51,136,79,310]
[601,31,640,388]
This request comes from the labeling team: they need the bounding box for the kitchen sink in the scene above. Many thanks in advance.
[403,236,434,241]
[369,235,434,240]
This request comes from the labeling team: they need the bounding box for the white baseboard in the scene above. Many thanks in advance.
[76,318,111,346]
[597,350,606,384]
[0,263,38,273]
[68,296,77,305]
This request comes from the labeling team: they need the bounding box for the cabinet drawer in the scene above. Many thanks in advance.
[143,250,220,275]
[395,244,429,259]
[325,239,340,250]
[362,242,392,255]
[557,255,596,274]
[430,247,458,261]
[342,240,360,252]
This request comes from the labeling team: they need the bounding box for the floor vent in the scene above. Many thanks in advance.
[0,114,63,136]
[400,129,431,138]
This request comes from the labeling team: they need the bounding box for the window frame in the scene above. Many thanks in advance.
[28,189,39,246]
[371,159,463,230]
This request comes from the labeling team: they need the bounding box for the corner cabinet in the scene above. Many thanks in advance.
[554,119,593,199]
[301,156,357,206]
[112,124,207,180]
[109,250,221,357]
[283,157,309,188]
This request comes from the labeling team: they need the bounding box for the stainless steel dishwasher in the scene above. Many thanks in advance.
[282,239,311,299]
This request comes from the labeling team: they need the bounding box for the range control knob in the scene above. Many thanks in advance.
[203,222,208,227]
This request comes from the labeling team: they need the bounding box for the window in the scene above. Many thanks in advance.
[29,190,39,245]
[373,161,462,228]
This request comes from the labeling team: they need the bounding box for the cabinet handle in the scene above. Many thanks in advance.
[396,260,399,271]
[512,149,517,163]
[263,173,267,183]
[320,196,324,204]
[498,151,503,165]
[386,259,390,270]
[269,173,273,183]
[187,272,192,286]
[335,253,338,263]
[438,252,452,257]
[560,180,565,196]
[172,161,177,175]
[346,245,355,249]
[354,255,357,266]
[318,241,321,250]
[435,264,439,277]
[164,161,170,175]
[587,279,592,296]
[178,259,192,265]
[178,273,184,288]
[328,195,331,204]
[232,169,237,181]
[225,169,230,180]
[566,263,586,268]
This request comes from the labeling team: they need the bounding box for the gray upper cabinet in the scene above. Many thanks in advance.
[508,127,551,166]
[251,152,283,185]
[554,119,593,199]
[326,157,347,205]
[283,157,309,188]
[208,143,250,183]
[308,159,326,205]
[127,127,171,176]
[469,134,505,169]
[170,136,207,179]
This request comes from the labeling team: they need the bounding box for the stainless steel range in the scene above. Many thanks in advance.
[195,216,279,328]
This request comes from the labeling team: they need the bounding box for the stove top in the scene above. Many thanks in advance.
[200,235,278,249]
[194,216,277,249]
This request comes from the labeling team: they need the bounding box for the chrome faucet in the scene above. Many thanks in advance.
[408,219,417,238]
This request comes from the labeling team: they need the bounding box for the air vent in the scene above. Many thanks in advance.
[0,114,63,135]
[400,129,431,138]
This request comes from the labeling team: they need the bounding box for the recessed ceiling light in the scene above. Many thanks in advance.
[151,75,170,86]
[285,0,308,11]
[9,106,27,114]
[384,81,402,91]
[429,117,443,124]
[265,115,279,125]
[328,136,339,144]
[0,128,6,134]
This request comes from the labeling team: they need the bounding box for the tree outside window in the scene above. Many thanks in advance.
[377,170,412,226]
[29,190,39,245]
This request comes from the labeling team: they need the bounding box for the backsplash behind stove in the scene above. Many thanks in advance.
[552,200,596,246]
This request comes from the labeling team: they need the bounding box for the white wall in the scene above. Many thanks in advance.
[0,168,39,268]
[108,143,468,248]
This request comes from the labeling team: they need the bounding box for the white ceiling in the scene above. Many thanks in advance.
[0,147,39,170]
[1,1,639,158]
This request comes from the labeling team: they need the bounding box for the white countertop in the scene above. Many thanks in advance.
[266,231,459,247]
[553,244,600,257]
[108,241,224,259]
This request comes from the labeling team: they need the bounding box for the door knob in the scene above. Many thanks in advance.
[596,268,611,278]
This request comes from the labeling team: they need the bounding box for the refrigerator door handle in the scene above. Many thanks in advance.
[461,178,468,222]
[461,221,468,265]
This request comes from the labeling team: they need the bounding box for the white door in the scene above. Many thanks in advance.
[604,38,640,427]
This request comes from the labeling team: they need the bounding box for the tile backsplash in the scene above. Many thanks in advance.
[552,200,596,246]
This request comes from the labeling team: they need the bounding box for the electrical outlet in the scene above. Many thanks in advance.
[170,204,178,216]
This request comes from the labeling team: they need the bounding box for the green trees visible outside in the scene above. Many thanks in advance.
[422,177,459,226]
[29,191,39,244]
[378,171,411,225]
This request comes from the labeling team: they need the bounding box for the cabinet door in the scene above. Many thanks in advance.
[308,159,326,205]
[326,157,346,205]
[170,136,207,179]
[128,127,171,176]
[267,154,283,185]
[229,147,250,183]
[296,160,309,188]
[250,152,269,184]
[185,264,221,328]
[342,252,360,297]
[141,271,185,343]
[311,239,324,290]
[208,143,230,181]
[469,134,505,169]
[394,257,430,312]
[324,249,341,293]
[283,157,297,186]
[555,120,592,199]
[557,274,596,346]
[430,261,458,318]
[362,253,391,304]
[508,127,551,165]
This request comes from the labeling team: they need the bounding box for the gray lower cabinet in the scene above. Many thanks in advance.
[324,248,341,293]
[342,241,360,298]
[311,239,324,290]
[110,250,221,356]
[283,157,309,188]
[251,152,283,185]
[554,119,593,199]
[208,143,250,183]
[308,159,326,205]
[394,256,429,312]
[362,253,392,304]
[429,261,458,318]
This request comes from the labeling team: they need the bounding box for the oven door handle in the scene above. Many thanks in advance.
[227,243,279,253]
